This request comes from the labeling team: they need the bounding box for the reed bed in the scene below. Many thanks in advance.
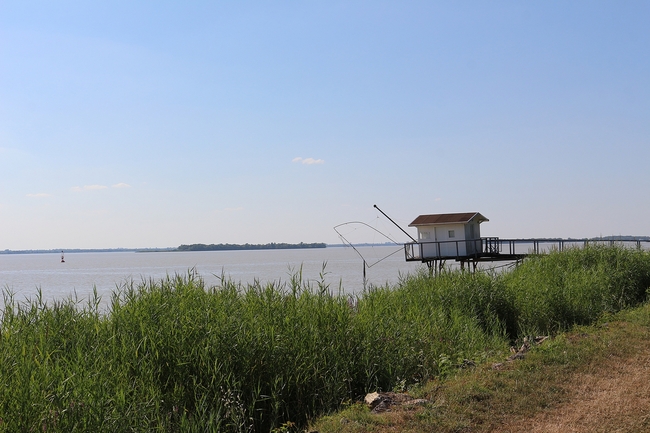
[1,245,649,432]
[501,245,650,335]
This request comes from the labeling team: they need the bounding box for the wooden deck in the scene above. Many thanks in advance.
[404,237,650,266]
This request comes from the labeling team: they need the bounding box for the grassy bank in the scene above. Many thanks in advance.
[1,245,650,432]
[310,302,650,433]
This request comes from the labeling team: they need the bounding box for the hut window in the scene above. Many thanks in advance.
[448,230,455,238]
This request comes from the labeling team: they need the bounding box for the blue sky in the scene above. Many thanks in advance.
[1,1,649,249]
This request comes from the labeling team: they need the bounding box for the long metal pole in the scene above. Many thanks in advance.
[373,204,417,242]
[363,259,367,291]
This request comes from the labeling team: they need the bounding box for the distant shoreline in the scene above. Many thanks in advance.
[0,248,154,255]
[0,242,405,255]
[3,237,648,255]
[176,243,326,251]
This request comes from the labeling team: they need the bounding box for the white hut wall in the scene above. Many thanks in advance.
[420,223,467,258]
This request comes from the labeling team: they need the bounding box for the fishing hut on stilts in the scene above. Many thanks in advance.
[337,206,650,282]
[402,211,650,274]
[371,206,524,275]
[403,212,523,274]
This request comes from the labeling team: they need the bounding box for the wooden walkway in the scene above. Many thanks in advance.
[404,237,650,271]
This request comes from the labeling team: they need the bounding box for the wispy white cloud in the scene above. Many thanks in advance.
[292,157,325,165]
[72,185,108,192]
[26,193,52,198]
[225,207,244,212]
[112,183,131,188]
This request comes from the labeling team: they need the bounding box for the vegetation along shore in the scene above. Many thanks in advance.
[176,242,327,251]
[1,245,649,432]
[0,242,327,255]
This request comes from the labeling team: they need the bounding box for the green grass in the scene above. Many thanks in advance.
[502,245,650,335]
[310,301,650,433]
[1,245,650,432]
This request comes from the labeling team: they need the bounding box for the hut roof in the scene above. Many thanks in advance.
[409,212,488,227]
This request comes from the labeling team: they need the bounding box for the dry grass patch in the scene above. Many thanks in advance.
[495,322,650,432]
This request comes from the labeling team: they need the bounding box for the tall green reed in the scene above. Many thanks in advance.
[501,245,650,335]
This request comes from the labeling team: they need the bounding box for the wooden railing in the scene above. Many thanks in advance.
[404,237,650,262]
[404,238,489,261]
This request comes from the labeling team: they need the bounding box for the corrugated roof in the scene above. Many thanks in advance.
[409,212,488,226]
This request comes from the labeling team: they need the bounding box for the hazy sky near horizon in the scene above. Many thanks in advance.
[1,1,649,249]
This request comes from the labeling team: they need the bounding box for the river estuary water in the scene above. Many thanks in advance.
[0,246,423,308]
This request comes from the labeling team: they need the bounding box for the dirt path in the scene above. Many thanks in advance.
[495,347,650,433]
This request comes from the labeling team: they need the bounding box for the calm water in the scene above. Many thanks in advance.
[0,246,422,307]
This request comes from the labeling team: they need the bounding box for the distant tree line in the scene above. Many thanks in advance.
[176,242,327,251]
[589,235,650,241]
